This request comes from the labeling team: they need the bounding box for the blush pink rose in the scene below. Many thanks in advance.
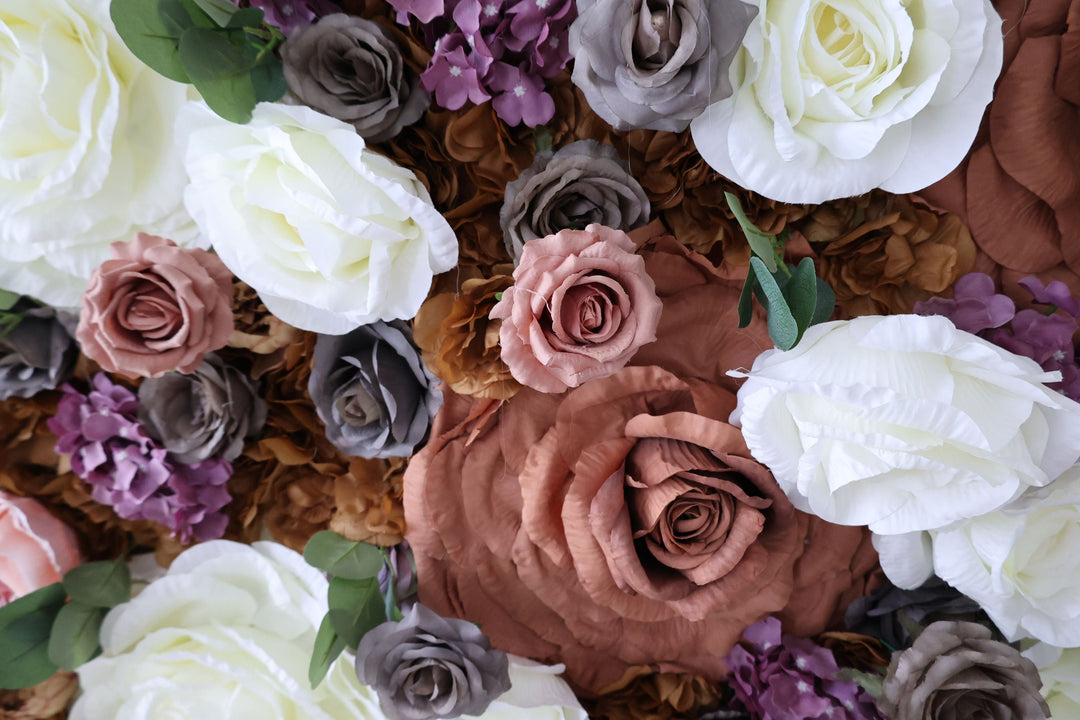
[490,224,663,393]
[0,492,80,605]
[77,234,234,378]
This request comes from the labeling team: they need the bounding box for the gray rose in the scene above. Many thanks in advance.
[845,576,986,650]
[282,14,429,143]
[881,621,1050,720]
[137,353,267,463]
[569,0,756,132]
[0,300,77,400]
[500,140,650,262]
[355,603,511,720]
[308,321,441,459]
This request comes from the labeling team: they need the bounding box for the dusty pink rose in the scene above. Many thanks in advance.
[77,234,234,378]
[490,224,662,393]
[0,492,80,605]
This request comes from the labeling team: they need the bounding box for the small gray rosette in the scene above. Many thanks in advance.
[0,301,77,400]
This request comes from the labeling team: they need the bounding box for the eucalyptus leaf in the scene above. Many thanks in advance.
[251,54,288,104]
[111,0,190,82]
[309,613,347,689]
[304,531,385,580]
[63,559,131,609]
[0,583,65,689]
[835,668,885,699]
[190,0,239,26]
[179,28,258,123]
[0,289,19,311]
[327,576,386,648]
[750,257,799,350]
[534,126,553,154]
[47,601,105,671]
[227,7,266,28]
[811,277,837,325]
[789,257,818,331]
[177,0,219,27]
[725,192,777,273]
[737,269,756,329]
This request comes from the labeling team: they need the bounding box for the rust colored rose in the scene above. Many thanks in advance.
[921,0,1080,281]
[76,233,233,378]
[490,224,663,393]
[796,191,977,317]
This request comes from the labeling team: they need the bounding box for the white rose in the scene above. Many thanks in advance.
[730,315,1080,535]
[1023,643,1080,718]
[875,470,1080,646]
[180,101,458,335]
[690,0,1003,203]
[0,0,194,308]
[71,540,587,720]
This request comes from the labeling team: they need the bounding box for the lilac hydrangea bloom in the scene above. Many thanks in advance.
[914,273,1015,334]
[47,374,233,544]
[724,617,884,720]
[242,0,339,35]
[1019,276,1080,317]
[488,62,553,126]
[422,40,491,109]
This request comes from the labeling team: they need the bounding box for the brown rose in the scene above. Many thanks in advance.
[490,224,663,393]
[585,666,722,720]
[76,233,233,378]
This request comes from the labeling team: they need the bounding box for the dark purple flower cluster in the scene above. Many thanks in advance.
[915,273,1080,401]
[388,0,574,126]
[724,617,884,720]
[236,0,339,35]
[47,374,233,543]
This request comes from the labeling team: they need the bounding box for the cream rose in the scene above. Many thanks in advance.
[0,0,194,308]
[1024,643,1080,718]
[731,315,1080,535]
[875,469,1080,647]
[70,540,587,720]
[690,0,1003,203]
[179,101,458,335]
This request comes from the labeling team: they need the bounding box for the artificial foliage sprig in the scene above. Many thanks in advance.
[110,0,288,123]
[726,193,836,350]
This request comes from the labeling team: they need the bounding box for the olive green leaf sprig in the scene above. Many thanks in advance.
[0,289,27,341]
[303,531,409,689]
[727,193,836,350]
[111,0,288,123]
[0,558,132,689]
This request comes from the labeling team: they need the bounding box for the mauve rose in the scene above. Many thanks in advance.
[282,14,429,143]
[137,354,267,464]
[500,141,650,262]
[309,321,442,458]
[355,603,511,720]
[881,621,1049,720]
[570,0,755,132]
[0,492,80,606]
[76,233,234,379]
[489,224,663,393]
[0,300,77,400]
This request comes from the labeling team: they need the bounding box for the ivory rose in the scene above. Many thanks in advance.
[0,492,80,606]
[731,315,1080,535]
[690,0,1004,203]
[180,101,458,335]
[0,0,193,308]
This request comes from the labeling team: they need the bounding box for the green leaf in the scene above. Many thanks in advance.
[737,270,756,329]
[811,277,836,325]
[534,126,553,154]
[111,0,190,82]
[726,192,777,273]
[0,583,66,689]
[63,559,131,609]
[304,531,386,580]
[179,27,259,123]
[47,602,105,671]
[227,6,266,28]
[835,668,885,699]
[327,577,387,648]
[251,54,288,104]
[177,0,218,27]
[309,613,347,689]
[190,0,239,26]
[0,289,19,311]
[750,257,799,351]
[788,257,818,332]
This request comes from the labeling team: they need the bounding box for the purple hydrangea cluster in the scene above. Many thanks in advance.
[236,0,339,35]
[915,273,1080,401]
[47,374,233,543]
[724,617,884,720]
[388,0,575,126]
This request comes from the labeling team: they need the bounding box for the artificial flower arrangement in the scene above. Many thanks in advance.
[1,0,1080,718]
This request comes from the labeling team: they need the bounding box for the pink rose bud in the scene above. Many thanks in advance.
[0,492,80,606]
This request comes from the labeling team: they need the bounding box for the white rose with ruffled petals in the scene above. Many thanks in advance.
[1024,643,1080,718]
[731,315,1080,535]
[180,101,458,335]
[70,540,588,720]
[0,0,194,308]
[690,0,1003,203]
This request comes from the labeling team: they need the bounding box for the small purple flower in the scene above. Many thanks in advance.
[47,374,233,544]
[387,0,448,23]
[377,541,418,612]
[724,617,885,720]
[1019,276,1080,317]
[421,41,491,109]
[507,0,574,49]
[992,310,1080,401]
[245,0,338,35]
[488,62,554,126]
[914,273,1015,334]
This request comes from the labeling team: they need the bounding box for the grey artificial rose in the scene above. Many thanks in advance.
[880,621,1050,720]
[137,353,267,463]
[282,14,429,143]
[308,320,441,459]
[0,300,77,400]
[569,0,756,132]
[500,140,650,261]
[845,576,986,650]
[355,603,511,720]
